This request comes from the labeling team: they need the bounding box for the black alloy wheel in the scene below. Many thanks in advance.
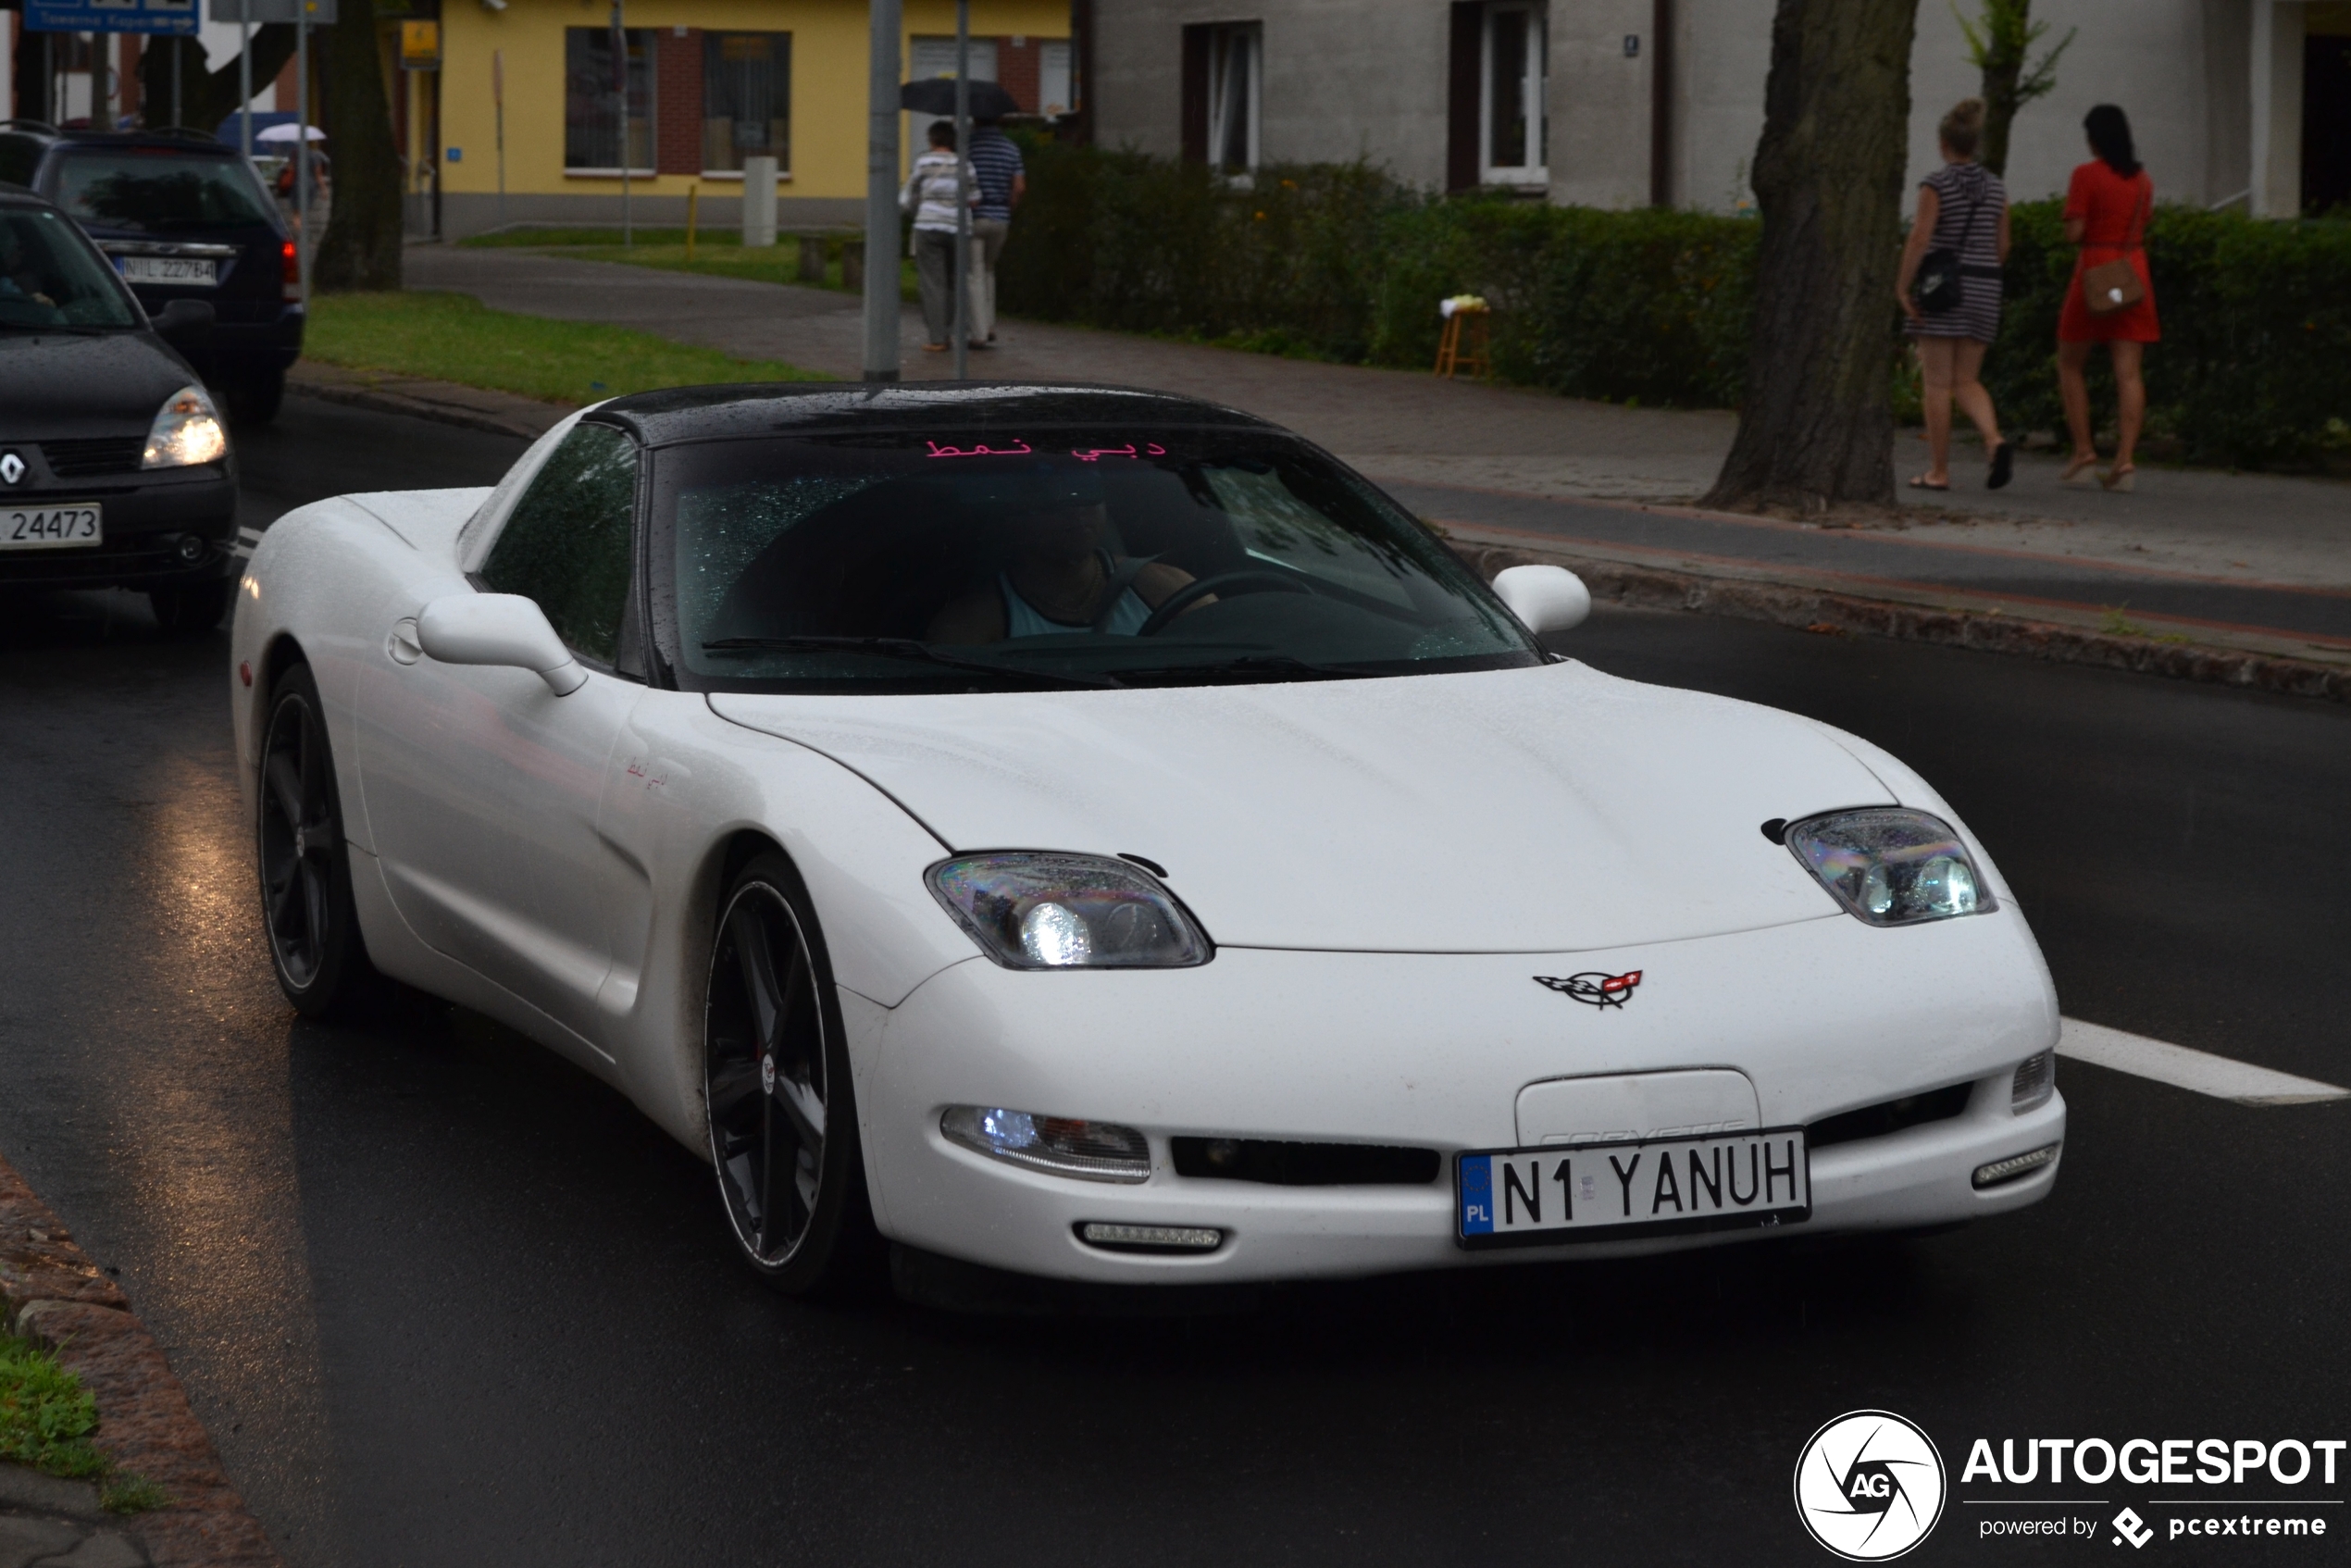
[257,662,379,1017]
[704,852,877,1295]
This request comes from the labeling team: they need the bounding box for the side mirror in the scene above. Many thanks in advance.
[151,298,215,351]
[1492,564,1592,635]
[417,592,588,694]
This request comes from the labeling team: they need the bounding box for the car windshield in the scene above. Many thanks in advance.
[0,208,139,329]
[651,428,1544,691]
[45,150,277,232]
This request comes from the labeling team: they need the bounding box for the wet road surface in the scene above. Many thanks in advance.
[0,395,2344,1566]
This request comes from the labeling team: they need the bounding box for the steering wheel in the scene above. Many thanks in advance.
[1137,571,1317,637]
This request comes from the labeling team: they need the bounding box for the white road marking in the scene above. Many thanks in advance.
[2059,1017,2348,1105]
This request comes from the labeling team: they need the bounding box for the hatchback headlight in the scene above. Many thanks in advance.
[1784,807,1994,926]
[928,852,1212,969]
[142,384,228,469]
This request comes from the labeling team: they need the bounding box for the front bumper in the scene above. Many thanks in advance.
[0,466,238,591]
[852,907,2065,1284]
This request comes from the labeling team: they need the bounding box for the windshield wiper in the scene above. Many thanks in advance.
[700,635,1125,689]
[1114,653,1378,686]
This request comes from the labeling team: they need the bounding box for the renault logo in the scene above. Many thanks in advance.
[0,451,24,486]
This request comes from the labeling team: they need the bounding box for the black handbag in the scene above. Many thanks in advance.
[1913,172,1988,316]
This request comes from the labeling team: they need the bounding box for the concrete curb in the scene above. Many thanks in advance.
[1451,540,2351,705]
[287,362,573,442]
[0,1153,283,1568]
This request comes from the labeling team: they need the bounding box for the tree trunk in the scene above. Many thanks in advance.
[135,26,298,134]
[1980,49,2022,178]
[1702,0,1916,515]
[313,6,403,292]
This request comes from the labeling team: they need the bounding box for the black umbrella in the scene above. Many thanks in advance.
[899,78,1021,121]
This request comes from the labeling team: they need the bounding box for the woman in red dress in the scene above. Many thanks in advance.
[2058,104,2158,492]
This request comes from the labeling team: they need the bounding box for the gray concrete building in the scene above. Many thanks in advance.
[1089,1,2351,216]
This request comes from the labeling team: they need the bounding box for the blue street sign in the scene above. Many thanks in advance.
[26,0,199,35]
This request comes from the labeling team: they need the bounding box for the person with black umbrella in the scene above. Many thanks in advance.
[964,115,1025,347]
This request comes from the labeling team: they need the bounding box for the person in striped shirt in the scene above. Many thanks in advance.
[964,118,1026,347]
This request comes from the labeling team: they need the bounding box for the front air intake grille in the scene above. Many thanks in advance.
[1171,1137,1440,1186]
[1806,1083,1974,1150]
[41,437,147,478]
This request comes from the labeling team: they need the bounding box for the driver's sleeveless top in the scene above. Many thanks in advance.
[999,551,1152,636]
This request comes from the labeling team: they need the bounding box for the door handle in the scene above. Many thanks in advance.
[387,616,423,666]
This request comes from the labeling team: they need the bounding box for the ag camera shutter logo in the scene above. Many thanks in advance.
[1795,1410,1947,1561]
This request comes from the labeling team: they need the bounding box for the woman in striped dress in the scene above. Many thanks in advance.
[1897,99,2013,492]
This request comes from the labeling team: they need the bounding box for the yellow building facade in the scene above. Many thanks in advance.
[428,0,1071,236]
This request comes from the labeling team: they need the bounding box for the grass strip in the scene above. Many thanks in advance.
[459,229,921,300]
[304,291,830,405]
[0,1329,165,1512]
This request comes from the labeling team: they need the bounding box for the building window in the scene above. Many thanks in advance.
[566,28,657,174]
[1039,39,1075,117]
[703,33,790,174]
[909,36,1001,85]
[1482,3,1547,185]
[1181,22,1261,174]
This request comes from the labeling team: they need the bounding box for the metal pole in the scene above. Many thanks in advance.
[611,0,629,244]
[952,0,970,380]
[493,49,505,230]
[862,0,902,382]
[239,13,252,163]
[295,4,310,303]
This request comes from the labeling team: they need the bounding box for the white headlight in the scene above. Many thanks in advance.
[142,384,229,469]
[929,852,1212,969]
[1784,808,1995,927]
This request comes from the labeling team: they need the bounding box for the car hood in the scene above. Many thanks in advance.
[0,330,189,438]
[709,661,1898,953]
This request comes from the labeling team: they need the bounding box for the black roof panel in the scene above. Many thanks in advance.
[592,381,1283,446]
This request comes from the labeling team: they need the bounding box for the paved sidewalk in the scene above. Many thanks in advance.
[393,245,2351,678]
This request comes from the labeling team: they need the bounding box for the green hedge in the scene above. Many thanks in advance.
[1000,140,2351,469]
[1988,203,2351,468]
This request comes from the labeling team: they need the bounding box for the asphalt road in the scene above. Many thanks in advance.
[1,395,2345,1567]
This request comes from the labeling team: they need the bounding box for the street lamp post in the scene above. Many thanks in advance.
[952,0,971,382]
[863,0,902,382]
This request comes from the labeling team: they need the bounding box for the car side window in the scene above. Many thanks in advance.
[0,138,41,189]
[480,422,639,668]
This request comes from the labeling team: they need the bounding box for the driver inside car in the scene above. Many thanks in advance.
[927,467,1208,642]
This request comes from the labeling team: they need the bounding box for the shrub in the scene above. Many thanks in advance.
[1990,202,2351,467]
[1000,141,2351,467]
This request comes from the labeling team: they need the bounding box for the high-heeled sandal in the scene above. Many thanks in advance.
[2059,454,2099,486]
[2098,464,2136,492]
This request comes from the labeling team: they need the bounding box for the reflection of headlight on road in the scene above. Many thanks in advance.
[142,384,229,468]
[1785,807,1992,926]
[927,851,1212,968]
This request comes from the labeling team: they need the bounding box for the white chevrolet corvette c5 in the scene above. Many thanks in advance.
[229,383,2064,1296]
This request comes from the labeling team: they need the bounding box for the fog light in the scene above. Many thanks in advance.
[1077,1222,1223,1252]
[940,1106,1151,1183]
[2010,1051,2055,1114]
[1972,1142,2060,1188]
[173,533,207,564]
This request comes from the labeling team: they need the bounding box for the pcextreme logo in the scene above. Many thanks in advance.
[1796,1410,1948,1561]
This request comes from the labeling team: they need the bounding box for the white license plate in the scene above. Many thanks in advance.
[3,504,103,550]
[1456,1127,1810,1248]
[118,255,218,287]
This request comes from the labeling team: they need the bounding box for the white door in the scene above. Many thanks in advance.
[356,422,646,1050]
